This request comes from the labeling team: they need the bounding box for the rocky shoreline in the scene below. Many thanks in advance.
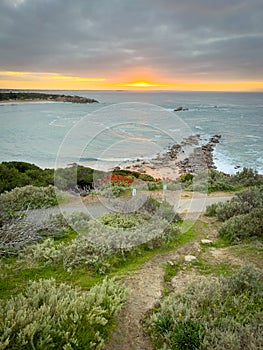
[120,134,222,180]
[0,92,99,104]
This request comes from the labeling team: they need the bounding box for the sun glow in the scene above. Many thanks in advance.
[0,70,263,91]
[120,80,167,88]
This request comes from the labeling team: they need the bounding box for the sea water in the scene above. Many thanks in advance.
[0,90,262,174]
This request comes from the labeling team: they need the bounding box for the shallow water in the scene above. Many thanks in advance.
[0,91,262,174]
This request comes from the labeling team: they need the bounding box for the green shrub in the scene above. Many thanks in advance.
[0,162,54,193]
[158,201,182,223]
[187,168,263,193]
[219,207,263,244]
[0,278,127,349]
[98,212,150,229]
[49,211,91,231]
[204,202,218,217]
[140,197,160,214]
[0,185,58,212]
[138,173,155,182]
[215,200,252,221]
[147,182,159,191]
[206,186,263,221]
[98,182,124,198]
[232,167,262,187]
[180,173,194,183]
[21,235,112,274]
[147,265,263,350]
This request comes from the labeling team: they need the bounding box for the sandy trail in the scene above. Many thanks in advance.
[103,241,199,350]
[103,215,243,350]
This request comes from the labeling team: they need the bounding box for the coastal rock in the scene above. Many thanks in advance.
[0,92,99,104]
[184,255,197,263]
[52,95,98,103]
[209,135,221,143]
[174,106,189,112]
[201,239,213,245]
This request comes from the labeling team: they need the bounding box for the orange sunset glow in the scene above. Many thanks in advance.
[1,71,263,92]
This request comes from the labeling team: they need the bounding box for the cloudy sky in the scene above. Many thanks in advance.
[0,0,263,91]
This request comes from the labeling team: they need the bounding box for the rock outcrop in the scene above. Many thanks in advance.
[174,106,189,111]
[50,95,98,103]
[0,92,99,103]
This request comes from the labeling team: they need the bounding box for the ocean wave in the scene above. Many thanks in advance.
[245,134,262,139]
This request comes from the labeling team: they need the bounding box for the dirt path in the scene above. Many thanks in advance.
[103,215,243,350]
[103,240,201,350]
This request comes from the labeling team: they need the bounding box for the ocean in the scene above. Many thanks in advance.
[0,90,262,174]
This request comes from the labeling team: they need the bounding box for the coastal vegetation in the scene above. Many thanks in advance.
[206,186,263,243]
[0,160,262,349]
[0,278,126,349]
[147,264,263,350]
[182,167,262,193]
[0,195,183,348]
[1,161,262,198]
[145,185,263,349]
[0,161,158,195]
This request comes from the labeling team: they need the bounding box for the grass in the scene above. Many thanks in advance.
[229,243,263,270]
[0,221,197,300]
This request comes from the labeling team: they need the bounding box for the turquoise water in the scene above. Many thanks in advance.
[0,91,262,174]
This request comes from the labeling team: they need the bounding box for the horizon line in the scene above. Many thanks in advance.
[1,88,263,93]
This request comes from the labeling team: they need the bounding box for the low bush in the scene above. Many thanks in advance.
[98,212,150,229]
[180,173,194,183]
[97,182,125,198]
[206,186,263,221]
[231,167,262,187]
[20,211,179,272]
[0,277,127,349]
[0,217,51,257]
[138,173,155,182]
[147,182,159,191]
[49,211,91,231]
[0,211,91,257]
[219,207,263,244]
[185,168,262,193]
[157,201,182,223]
[21,235,112,274]
[140,197,160,213]
[147,264,263,350]
[0,185,58,212]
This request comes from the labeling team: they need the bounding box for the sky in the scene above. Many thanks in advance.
[0,0,263,91]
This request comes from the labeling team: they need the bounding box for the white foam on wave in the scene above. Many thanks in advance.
[213,148,238,175]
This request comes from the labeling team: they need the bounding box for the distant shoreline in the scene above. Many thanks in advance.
[0,92,99,104]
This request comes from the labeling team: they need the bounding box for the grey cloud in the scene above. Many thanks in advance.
[0,0,262,81]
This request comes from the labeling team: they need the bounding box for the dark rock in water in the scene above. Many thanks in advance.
[174,106,189,112]
[210,135,221,143]
[234,165,241,169]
